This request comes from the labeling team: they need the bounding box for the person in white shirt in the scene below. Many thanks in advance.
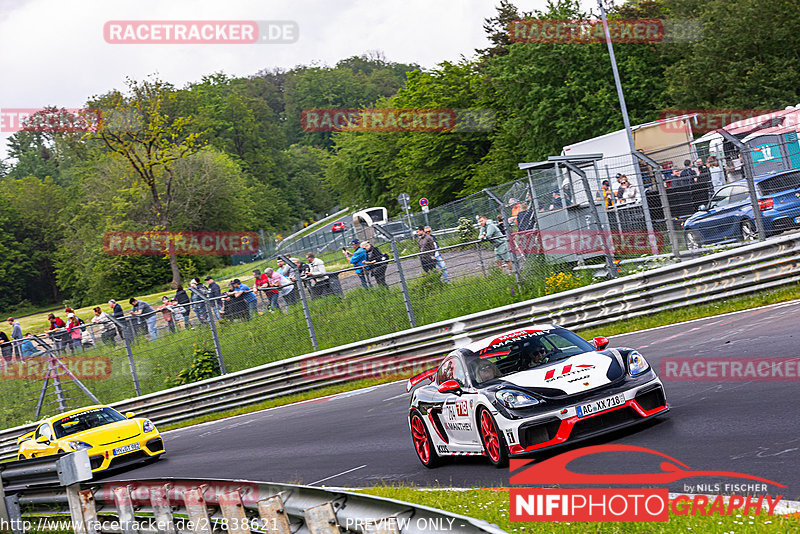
[707,156,726,190]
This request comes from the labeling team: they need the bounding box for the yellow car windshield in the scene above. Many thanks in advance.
[53,408,126,438]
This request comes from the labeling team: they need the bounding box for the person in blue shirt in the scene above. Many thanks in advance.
[19,333,43,357]
[343,239,371,289]
[232,279,259,317]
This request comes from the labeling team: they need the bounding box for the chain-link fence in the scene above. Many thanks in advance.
[2,137,799,428]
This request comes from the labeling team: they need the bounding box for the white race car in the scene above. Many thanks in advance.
[406,324,669,467]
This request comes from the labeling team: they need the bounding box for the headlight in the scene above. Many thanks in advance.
[68,440,92,451]
[628,350,650,376]
[496,389,540,409]
[142,420,155,433]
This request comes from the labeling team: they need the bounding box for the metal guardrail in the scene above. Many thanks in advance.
[1,232,799,463]
[1,453,504,534]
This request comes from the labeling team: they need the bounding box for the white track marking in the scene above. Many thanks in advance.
[309,464,367,486]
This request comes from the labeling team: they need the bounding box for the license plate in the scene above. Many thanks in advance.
[576,393,626,417]
[113,443,140,455]
[794,216,800,224]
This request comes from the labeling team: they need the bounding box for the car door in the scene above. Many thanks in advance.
[723,186,753,239]
[29,423,58,457]
[695,186,733,242]
[438,357,479,447]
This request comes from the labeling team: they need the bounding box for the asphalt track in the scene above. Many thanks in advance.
[104,300,800,498]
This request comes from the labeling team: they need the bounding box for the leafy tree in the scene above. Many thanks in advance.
[88,77,205,285]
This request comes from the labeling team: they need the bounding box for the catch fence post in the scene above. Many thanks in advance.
[373,225,416,328]
[189,286,227,375]
[279,254,319,351]
[109,316,141,397]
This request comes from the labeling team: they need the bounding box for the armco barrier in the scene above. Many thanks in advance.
[1,232,798,461]
[0,454,504,534]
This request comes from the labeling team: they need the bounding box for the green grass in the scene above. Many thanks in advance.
[357,487,800,533]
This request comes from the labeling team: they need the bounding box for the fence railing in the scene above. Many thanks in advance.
[1,230,798,463]
[0,452,504,534]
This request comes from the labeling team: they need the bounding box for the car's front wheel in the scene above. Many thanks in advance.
[478,407,509,467]
[685,230,701,250]
[409,410,442,468]
[741,220,757,242]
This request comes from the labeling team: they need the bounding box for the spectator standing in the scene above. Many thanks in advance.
[263,268,282,311]
[290,258,311,293]
[515,202,536,231]
[232,279,259,317]
[597,180,615,209]
[362,242,388,287]
[305,253,331,297]
[477,215,514,274]
[65,313,83,353]
[425,226,450,282]
[48,313,68,353]
[158,297,177,333]
[7,317,22,358]
[252,271,270,310]
[130,298,158,341]
[91,307,117,346]
[416,226,438,273]
[278,270,297,306]
[677,159,697,188]
[173,285,192,329]
[707,156,726,190]
[188,278,208,325]
[276,258,292,277]
[344,239,371,289]
[0,330,11,362]
[205,276,222,319]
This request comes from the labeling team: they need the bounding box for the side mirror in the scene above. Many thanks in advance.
[125,412,136,419]
[592,336,610,350]
[35,435,50,444]
[438,380,462,395]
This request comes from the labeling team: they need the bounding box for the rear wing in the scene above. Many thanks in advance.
[406,367,437,392]
[16,430,35,447]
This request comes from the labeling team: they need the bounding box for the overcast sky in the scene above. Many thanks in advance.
[0,0,591,157]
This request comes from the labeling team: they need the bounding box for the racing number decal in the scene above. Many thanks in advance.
[455,400,468,417]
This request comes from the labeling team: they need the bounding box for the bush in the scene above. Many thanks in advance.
[544,271,583,295]
[457,217,477,242]
[165,345,221,387]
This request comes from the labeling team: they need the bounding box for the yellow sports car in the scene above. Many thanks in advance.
[17,405,164,472]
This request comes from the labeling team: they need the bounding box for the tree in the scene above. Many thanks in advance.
[88,77,205,285]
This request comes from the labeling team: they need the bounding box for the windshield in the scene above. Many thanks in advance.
[468,328,595,386]
[53,407,126,438]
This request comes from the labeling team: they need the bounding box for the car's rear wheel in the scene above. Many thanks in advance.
[17,454,24,461]
[741,220,757,242]
[478,407,508,467]
[685,230,701,250]
[409,410,442,468]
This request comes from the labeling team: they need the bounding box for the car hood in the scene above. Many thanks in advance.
[501,351,623,396]
[58,419,143,446]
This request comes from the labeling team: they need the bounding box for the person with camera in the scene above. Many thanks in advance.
[362,242,389,287]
